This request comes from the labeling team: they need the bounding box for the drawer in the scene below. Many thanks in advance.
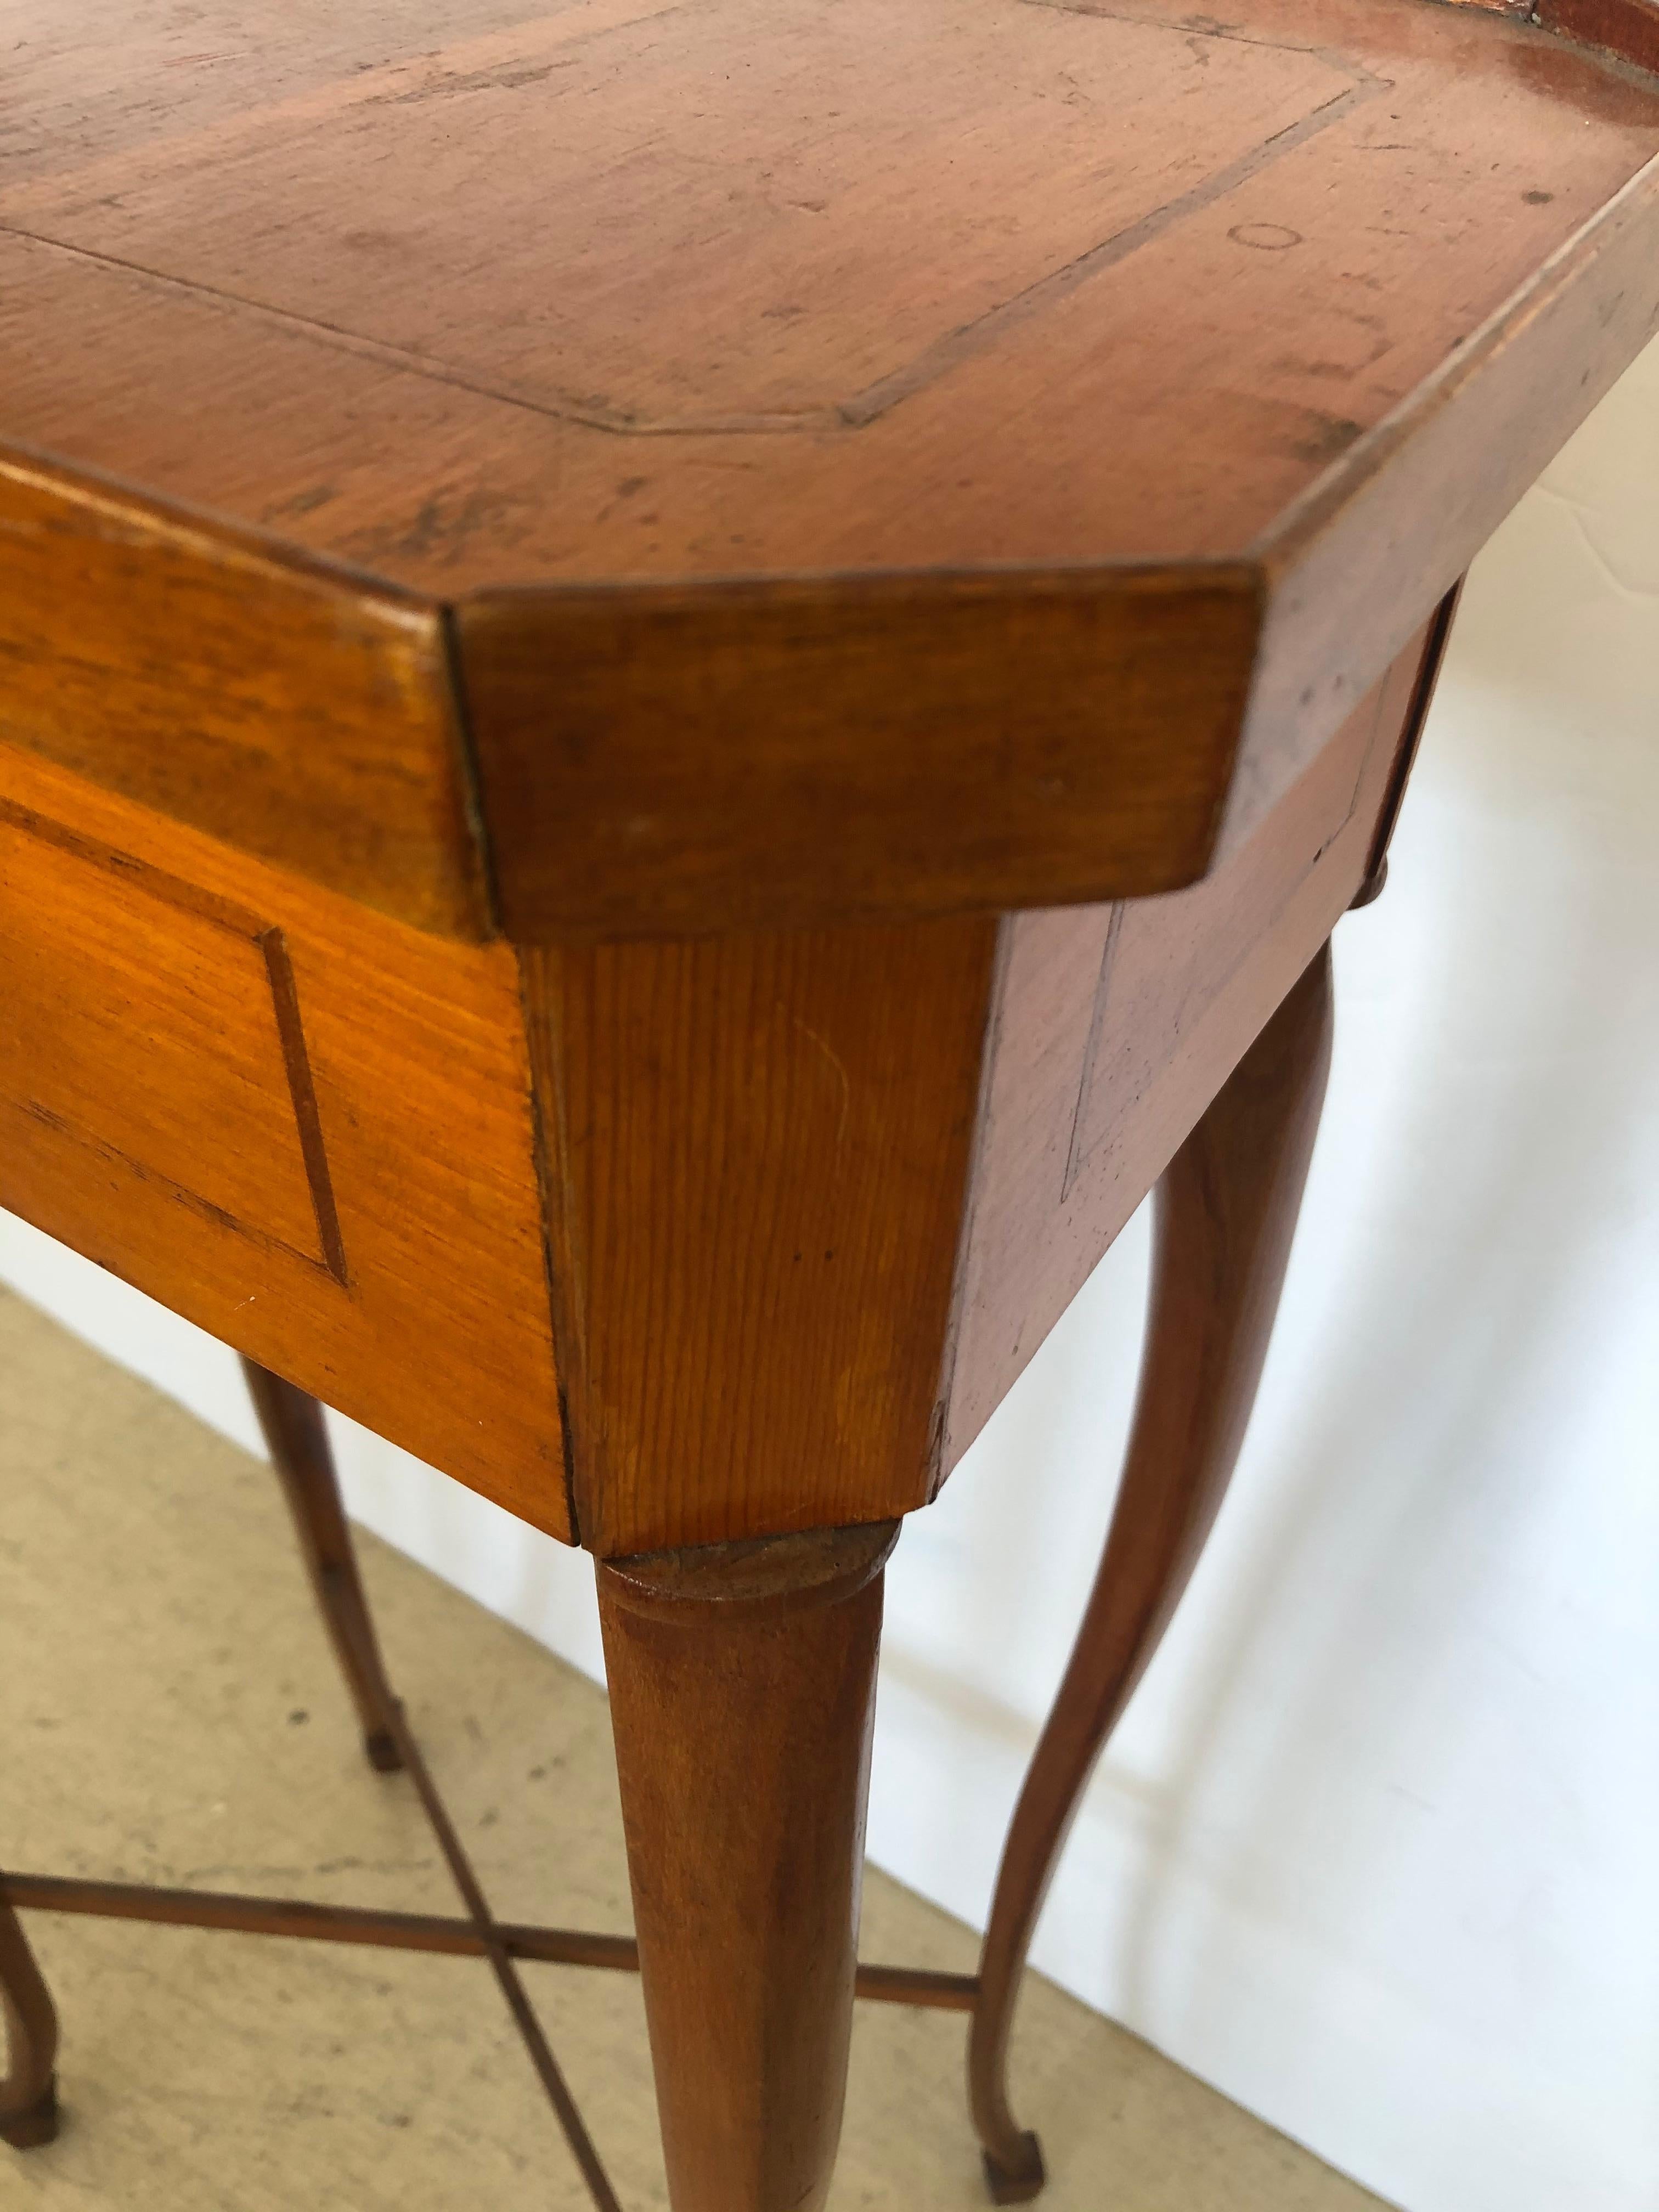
[0,742,568,1539]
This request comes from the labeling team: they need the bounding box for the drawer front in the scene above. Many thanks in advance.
[0,742,568,1541]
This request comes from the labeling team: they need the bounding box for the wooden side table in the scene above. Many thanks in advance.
[2,0,1657,2203]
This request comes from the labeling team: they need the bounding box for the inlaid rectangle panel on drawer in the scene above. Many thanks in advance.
[0,741,569,1542]
[0,799,343,1282]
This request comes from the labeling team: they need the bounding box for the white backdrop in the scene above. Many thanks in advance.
[4,336,1656,2212]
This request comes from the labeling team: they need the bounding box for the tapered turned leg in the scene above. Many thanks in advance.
[969,942,1336,2202]
[240,1359,403,1774]
[598,1522,898,2212]
[0,1894,58,2148]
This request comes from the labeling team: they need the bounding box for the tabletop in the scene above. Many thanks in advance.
[3,0,1658,943]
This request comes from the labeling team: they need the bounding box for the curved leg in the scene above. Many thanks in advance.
[1,1893,59,2148]
[969,942,1335,2201]
[240,1359,403,1774]
[599,1522,897,2212]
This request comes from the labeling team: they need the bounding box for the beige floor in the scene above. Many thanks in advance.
[0,1286,1392,2212]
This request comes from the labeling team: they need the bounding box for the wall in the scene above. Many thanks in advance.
[4,335,1656,2212]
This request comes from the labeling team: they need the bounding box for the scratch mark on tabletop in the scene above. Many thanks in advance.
[793,1017,852,1143]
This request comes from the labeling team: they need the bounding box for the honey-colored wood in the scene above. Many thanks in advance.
[511,610,1447,1559]
[1228,157,1659,850]
[521,921,998,1555]
[1,799,347,1286]
[597,1523,898,2212]
[463,568,1260,943]
[1,0,1655,936]
[5,0,1652,609]
[0,451,489,940]
[0,600,1441,1560]
[3,11,1644,2204]
[943,613,1437,1470]
[0,740,567,1537]
[970,941,1336,2200]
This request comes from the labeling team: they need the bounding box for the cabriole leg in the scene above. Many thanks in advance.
[241,1360,403,1774]
[969,943,1336,2201]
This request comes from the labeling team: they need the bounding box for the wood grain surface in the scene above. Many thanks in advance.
[1,0,1656,939]
[0,798,347,1285]
[463,567,1261,941]
[3,0,1652,596]
[943,616,1436,1471]
[0,601,1442,1554]
[599,1523,897,2212]
[0,450,489,939]
[0,739,566,1534]
[1228,153,1659,850]
[521,920,998,1555]
[516,603,1424,1555]
[0,0,1648,1550]
[2,20,1625,2199]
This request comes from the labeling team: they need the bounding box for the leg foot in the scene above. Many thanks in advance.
[984,2131,1046,2203]
[1,1897,59,2150]
[362,1726,402,1775]
[241,1361,405,1774]
[599,1522,898,2212]
[0,2078,57,2151]
[969,945,1335,2186]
